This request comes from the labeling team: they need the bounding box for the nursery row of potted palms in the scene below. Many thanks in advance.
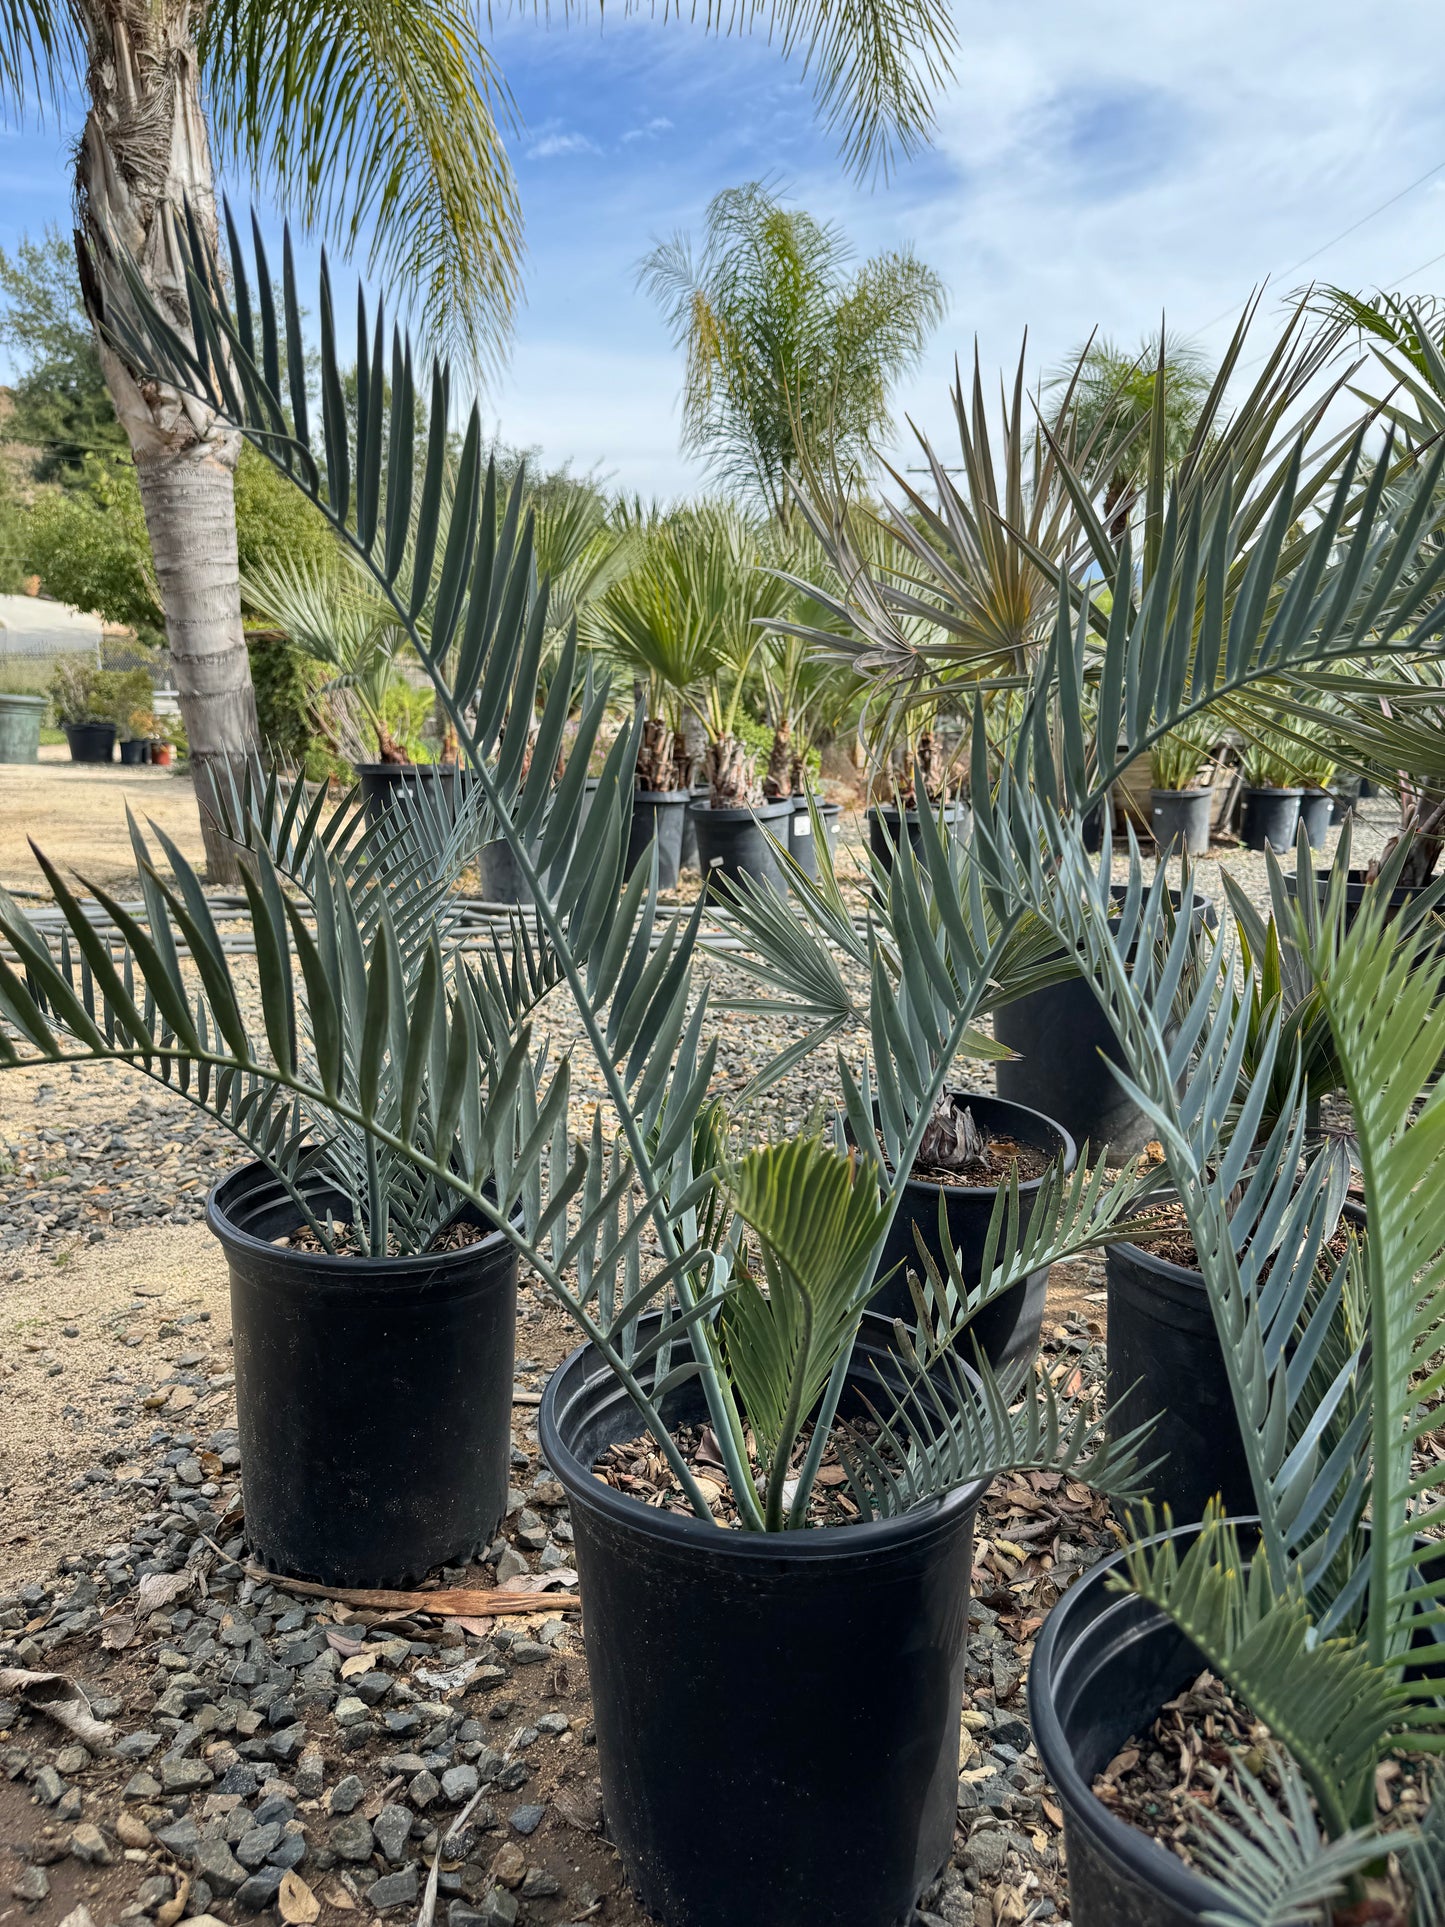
[4,224,1445,1923]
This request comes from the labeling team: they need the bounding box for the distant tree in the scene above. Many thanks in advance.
[639,183,947,523]
[1049,330,1215,538]
[27,446,334,644]
[0,228,127,485]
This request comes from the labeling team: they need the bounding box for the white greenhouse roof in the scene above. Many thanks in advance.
[0,594,103,657]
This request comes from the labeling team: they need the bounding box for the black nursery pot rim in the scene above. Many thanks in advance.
[632,786,693,803]
[540,1317,988,1561]
[1029,1520,1241,1915]
[1242,784,1305,797]
[207,1163,517,1281]
[691,798,793,819]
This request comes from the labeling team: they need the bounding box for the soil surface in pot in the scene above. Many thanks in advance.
[594,1418,874,1529]
[1128,1200,1354,1274]
[883,1096,1053,1187]
[1093,1668,1423,1910]
[278,1216,490,1257]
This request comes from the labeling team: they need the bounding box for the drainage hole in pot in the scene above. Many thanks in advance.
[596,1418,877,1528]
[1092,1669,1426,1895]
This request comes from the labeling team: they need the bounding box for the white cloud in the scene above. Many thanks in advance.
[525,128,602,161]
[621,116,675,143]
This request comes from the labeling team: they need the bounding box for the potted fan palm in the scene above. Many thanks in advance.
[1238,730,1305,849]
[867,718,969,871]
[597,505,796,896]
[756,629,851,878]
[1148,719,1216,854]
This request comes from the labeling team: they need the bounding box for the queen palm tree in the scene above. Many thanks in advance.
[1,1,956,880]
[639,182,947,525]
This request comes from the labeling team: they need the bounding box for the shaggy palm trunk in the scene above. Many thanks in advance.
[74,0,258,885]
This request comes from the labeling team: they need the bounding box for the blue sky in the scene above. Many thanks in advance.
[4,1,1445,496]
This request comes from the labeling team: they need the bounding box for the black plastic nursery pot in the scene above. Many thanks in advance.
[355,760,462,832]
[118,736,151,766]
[868,1093,1076,1374]
[690,797,793,899]
[867,801,969,874]
[1298,789,1332,849]
[541,1311,986,1927]
[1105,1196,1368,1527]
[63,721,116,764]
[1238,785,1303,852]
[477,838,536,905]
[1148,787,1211,857]
[1104,1232,1253,1526]
[626,788,690,890]
[1028,1522,1234,1926]
[786,794,842,880]
[994,890,1216,1160]
[208,1162,519,1589]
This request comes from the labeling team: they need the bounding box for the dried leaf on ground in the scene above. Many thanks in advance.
[0,1668,115,1747]
[278,1873,320,1925]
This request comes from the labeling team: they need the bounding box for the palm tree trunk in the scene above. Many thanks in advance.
[73,0,257,884]
[134,442,259,878]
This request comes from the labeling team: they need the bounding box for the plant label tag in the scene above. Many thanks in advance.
[794,820,812,836]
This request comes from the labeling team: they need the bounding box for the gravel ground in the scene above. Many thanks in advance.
[0,793,1403,1927]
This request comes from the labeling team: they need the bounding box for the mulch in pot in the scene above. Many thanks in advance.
[1093,1668,1424,1913]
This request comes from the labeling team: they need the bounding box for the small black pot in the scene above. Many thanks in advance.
[678,784,710,873]
[690,798,793,899]
[1028,1523,1228,1926]
[477,838,538,906]
[63,721,116,764]
[208,1163,520,1588]
[1239,785,1302,852]
[868,1093,1075,1373]
[1149,788,1211,857]
[541,1312,986,1927]
[1082,798,1108,855]
[627,788,690,889]
[867,801,969,875]
[1106,1195,1368,1526]
[1298,789,1332,849]
[118,737,151,766]
[994,890,1216,1160]
[787,795,842,880]
[355,762,464,840]
[1105,1232,1253,1525]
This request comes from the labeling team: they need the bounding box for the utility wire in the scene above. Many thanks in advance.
[1185,158,1445,341]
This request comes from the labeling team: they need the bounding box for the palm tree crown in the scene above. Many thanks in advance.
[639,181,947,522]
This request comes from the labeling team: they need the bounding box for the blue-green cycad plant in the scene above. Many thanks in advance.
[0,209,1161,1536]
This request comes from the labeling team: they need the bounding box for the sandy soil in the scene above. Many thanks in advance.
[0,750,208,898]
[0,1215,231,1591]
